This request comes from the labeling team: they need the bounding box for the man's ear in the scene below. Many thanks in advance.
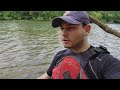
[84,24,91,36]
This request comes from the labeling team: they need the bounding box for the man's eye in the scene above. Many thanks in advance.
[60,27,64,30]
[68,27,75,30]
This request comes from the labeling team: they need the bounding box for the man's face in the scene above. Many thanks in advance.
[60,21,90,49]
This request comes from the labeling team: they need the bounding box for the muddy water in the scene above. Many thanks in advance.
[0,20,120,79]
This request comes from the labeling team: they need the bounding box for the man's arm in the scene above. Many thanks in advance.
[102,54,120,79]
[37,49,66,79]
[37,54,58,79]
[37,72,51,79]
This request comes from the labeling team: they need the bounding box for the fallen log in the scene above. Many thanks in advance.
[89,15,120,38]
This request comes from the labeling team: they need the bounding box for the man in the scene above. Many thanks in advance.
[37,11,120,79]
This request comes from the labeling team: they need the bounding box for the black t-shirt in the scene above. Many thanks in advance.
[47,47,120,79]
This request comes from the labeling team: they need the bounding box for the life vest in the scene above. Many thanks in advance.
[52,45,110,79]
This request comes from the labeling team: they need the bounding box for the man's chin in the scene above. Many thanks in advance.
[63,45,72,49]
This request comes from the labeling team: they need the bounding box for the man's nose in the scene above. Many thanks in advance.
[61,29,68,36]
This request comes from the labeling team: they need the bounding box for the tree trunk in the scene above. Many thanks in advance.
[89,15,120,38]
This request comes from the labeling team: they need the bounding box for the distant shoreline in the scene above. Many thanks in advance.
[0,20,120,24]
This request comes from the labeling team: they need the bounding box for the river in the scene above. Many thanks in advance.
[0,20,120,79]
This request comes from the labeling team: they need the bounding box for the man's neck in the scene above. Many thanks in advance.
[71,42,91,54]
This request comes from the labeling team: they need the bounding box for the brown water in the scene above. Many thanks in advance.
[0,20,120,79]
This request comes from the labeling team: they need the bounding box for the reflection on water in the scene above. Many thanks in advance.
[0,21,120,79]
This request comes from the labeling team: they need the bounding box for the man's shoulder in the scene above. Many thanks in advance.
[97,53,120,64]
[90,45,120,63]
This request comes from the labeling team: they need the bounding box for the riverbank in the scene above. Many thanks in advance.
[0,20,120,25]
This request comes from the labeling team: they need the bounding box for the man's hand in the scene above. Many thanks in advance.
[37,72,51,79]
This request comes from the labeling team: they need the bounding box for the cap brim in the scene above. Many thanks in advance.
[52,16,81,28]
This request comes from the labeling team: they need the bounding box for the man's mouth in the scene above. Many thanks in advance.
[63,40,69,41]
[62,39,69,41]
[62,39,70,44]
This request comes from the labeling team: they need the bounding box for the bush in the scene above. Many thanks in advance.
[0,11,120,23]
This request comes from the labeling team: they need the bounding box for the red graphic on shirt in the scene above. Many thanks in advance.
[52,56,88,79]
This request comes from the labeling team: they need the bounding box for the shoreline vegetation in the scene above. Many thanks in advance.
[0,11,120,23]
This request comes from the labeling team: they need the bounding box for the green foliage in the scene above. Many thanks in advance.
[2,11,12,20]
[89,11,102,20]
[88,11,120,23]
[0,11,64,21]
[0,11,120,23]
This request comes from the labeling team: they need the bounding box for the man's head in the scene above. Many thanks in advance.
[52,11,90,28]
[52,11,91,50]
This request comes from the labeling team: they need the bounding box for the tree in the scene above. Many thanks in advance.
[89,15,120,38]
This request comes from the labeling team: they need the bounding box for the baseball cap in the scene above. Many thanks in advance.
[52,11,90,28]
